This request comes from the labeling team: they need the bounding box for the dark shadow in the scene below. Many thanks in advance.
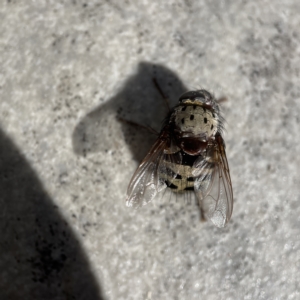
[72,62,188,162]
[0,128,104,300]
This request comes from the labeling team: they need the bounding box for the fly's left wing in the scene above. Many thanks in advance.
[193,134,233,227]
[126,133,182,209]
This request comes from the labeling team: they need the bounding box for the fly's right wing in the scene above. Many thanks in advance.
[192,134,233,227]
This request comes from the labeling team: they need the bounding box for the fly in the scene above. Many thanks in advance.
[125,85,233,228]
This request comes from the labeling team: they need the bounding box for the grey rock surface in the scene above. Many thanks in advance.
[1,1,300,299]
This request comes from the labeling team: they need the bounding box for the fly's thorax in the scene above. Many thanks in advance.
[173,104,219,139]
[170,103,219,155]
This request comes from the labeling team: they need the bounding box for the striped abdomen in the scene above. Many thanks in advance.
[159,150,215,193]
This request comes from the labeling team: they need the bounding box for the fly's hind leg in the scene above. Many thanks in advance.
[198,200,206,223]
[200,206,206,222]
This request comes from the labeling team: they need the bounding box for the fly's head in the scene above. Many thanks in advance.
[179,90,219,108]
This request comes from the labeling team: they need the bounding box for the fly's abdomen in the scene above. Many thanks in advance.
[159,151,199,192]
[162,164,195,192]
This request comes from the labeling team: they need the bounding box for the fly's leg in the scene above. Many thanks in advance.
[152,78,171,112]
[117,117,159,135]
[117,77,168,135]
[197,199,206,222]
[217,96,227,104]
[200,206,206,222]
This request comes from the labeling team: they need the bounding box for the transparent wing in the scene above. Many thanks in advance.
[126,135,182,209]
[193,135,233,227]
[216,135,233,225]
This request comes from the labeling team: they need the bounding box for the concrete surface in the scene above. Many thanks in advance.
[1,1,300,299]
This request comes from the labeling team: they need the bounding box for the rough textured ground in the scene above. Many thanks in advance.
[1,1,300,299]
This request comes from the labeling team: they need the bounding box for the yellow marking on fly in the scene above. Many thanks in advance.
[159,160,214,192]
[181,100,205,106]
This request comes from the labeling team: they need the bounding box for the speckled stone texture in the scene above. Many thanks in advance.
[1,1,300,299]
